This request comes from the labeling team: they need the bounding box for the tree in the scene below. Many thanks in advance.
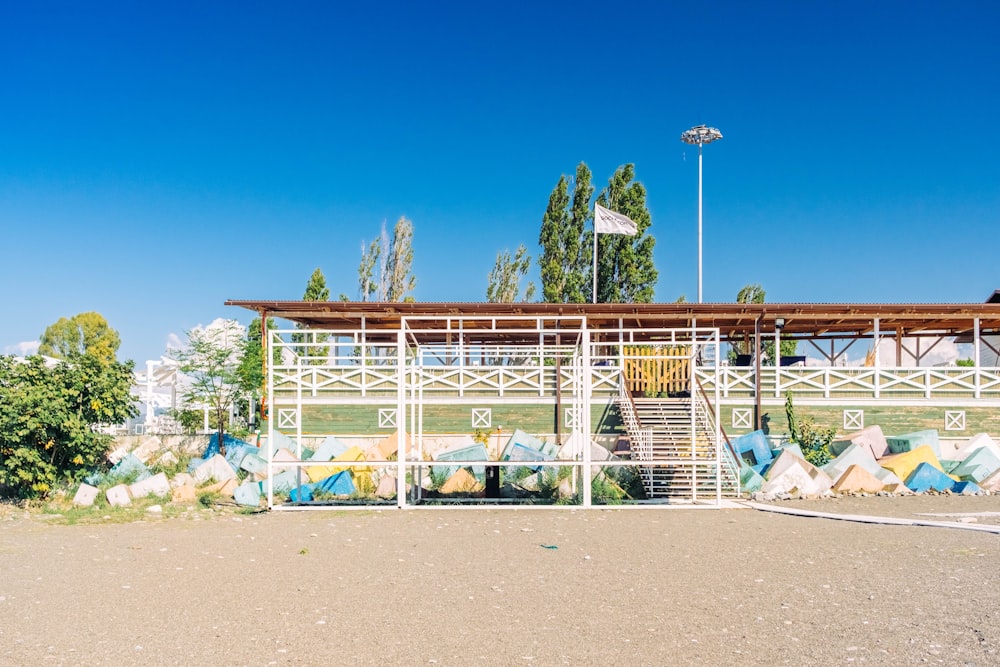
[594,164,657,303]
[292,268,330,362]
[237,316,278,427]
[39,312,121,364]
[0,354,137,498]
[356,217,416,302]
[172,319,247,456]
[487,244,536,303]
[381,216,416,301]
[539,163,592,303]
[729,283,798,362]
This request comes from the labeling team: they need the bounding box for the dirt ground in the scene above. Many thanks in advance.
[2,497,999,666]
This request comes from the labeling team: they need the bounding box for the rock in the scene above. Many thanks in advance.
[128,472,171,499]
[440,468,483,494]
[72,484,99,507]
[146,504,162,514]
[193,454,237,484]
[106,484,131,507]
[234,482,262,507]
[376,474,398,499]
[831,464,885,494]
[171,484,197,503]
[170,473,195,489]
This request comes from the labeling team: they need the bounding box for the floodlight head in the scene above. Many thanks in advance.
[680,124,723,146]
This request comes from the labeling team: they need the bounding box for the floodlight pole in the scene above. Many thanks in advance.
[681,125,723,303]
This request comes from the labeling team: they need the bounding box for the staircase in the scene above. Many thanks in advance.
[617,384,740,500]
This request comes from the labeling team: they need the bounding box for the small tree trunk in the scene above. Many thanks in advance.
[217,406,227,457]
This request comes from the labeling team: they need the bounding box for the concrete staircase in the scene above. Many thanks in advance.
[618,390,740,500]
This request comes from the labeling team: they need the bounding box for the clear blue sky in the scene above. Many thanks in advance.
[2,1,998,364]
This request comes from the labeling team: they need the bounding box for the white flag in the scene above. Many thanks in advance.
[594,204,638,236]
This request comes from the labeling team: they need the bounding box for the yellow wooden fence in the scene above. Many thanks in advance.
[623,345,691,396]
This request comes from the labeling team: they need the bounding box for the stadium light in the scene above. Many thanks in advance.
[680,124,723,303]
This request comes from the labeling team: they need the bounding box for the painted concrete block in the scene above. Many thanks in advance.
[440,468,483,494]
[952,447,1000,484]
[316,470,356,497]
[830,425,889,459]
[823,442,881,482]
[376,474,398,498]
[193,454,237,484]
[761,452,833,496]
[732,430,773,467]
[131,436,163,464]
[269,470,299,494]
[170,472,195,489]
[502,430,546,460]
[939,459,962,474]
[770,443,804,460]
[832,464,885,494]
[270,448,300,474]
[263,429,298,457]
[157,450,179,468]
[370,431,414,460]
[204,433,253,459]
[240,452,268,475]
[557,432,612,462]
[886,430,941,459]
[201,478,238,498]
[739,465,764,493]
[955,433,1000,463]
[106,484,132,507]
[952,481,982,495]
[110,453,151,483]
[128,472,171,499]
[171,484,197,503]
[234,481,262,507]
[310,435,350,461]
[288,482,316,502]
[978,467,1000,492]
[73,483,99,507]
[878,445,954,483]
[434,442,490,477]
[306,446,369,482]
[905,462,957,493]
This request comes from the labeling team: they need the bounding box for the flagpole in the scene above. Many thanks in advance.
[592,217,598,304]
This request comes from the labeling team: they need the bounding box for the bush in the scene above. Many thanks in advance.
[784,392,836,467]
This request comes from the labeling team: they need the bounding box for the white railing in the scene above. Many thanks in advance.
[697,366,1000,401]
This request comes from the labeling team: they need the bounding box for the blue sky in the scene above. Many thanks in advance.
[2,1,998,364]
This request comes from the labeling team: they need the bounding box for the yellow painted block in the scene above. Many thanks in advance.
[371,431,412,460]
[879,445,958,482]
[306,446,370,482]
[440,468,483,494]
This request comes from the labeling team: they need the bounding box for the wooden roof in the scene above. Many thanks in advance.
[226,300,1000,344]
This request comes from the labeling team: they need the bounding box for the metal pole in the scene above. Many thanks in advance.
[698,141,704,303]
[592,226,598,304]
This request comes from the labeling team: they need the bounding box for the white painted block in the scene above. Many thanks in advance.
[106,484,132,507]
[73,483,99,507]
[128,472,171,499]
[193,454,237,484]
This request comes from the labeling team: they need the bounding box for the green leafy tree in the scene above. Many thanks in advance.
[358,238,381,302]
[784,392,835,466]
[237,316,279,426]
[292,268,330,363]
[539,163,592,303]
[381,216,416,301]
[0,354,137,498]
[38,312,121,364]
[172,319,246,456]
[729,283,798,363]
[593,164,657,303]
[487,244,536,303]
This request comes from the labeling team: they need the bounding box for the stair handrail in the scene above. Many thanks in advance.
[693,375,742,493]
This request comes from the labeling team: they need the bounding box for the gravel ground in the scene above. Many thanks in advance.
[2,499,999,666]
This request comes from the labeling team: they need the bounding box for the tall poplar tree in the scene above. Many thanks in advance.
[594,164,657,303]
[486,244,536,303]
[381,216,416,302]
[539,163,592,303]
[292,268,330,362]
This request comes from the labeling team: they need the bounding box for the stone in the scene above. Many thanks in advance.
[761,451,833,496]
[306,446,369,482]
[830,425,889,459]
[951,481,982,495]
[201,478,238,498]
[106,484,132,507]
[109,453,151,483]
[157,450,179,468]
[234,481,262,507]
[905,462,957,493]
[239,452,268,476]
[146,504,162,513]
[128,472,171,499]
[439,468,483,494]
[886,429,942,459]
[732,430,773,467]
[72,483,99,507]
[831,464,885,494]
[131,436,163,464]
[170,472,195,489]
[171,484,197,503]
[309,435,349,461]
[955,433,1000,462]
[952,447,1000,484]
[879,445,953,483]
[376,474,398,499]
[193,454,237,484]
[977,467,1000,492]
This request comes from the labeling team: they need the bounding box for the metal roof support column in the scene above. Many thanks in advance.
[974,317,981,399]
[754,313,763,431]
[582,321,592,508]
[396,326,407,508]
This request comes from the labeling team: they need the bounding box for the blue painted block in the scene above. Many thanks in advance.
[110,454,151,482]
[270,470,298,493]
[187,457,205,473]
[204,433,254,459]
[887,430,941,459]
[952,447,1000,483]
[240,453,267,475]
[316,470,356,496]
[288,482,317,502]
[234,482,261,507]
[436,443,490,476]
[310,435,349,461]
[501,430,547,460]
[265,429,298,456]
[751,461,772,476]
[771,443,804,460]
[224,443,258,471]
[732,430,773,467]
[740,465,764,493]
[940,459,962,474]
[905,462,955,493]
[952,481,982,495]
